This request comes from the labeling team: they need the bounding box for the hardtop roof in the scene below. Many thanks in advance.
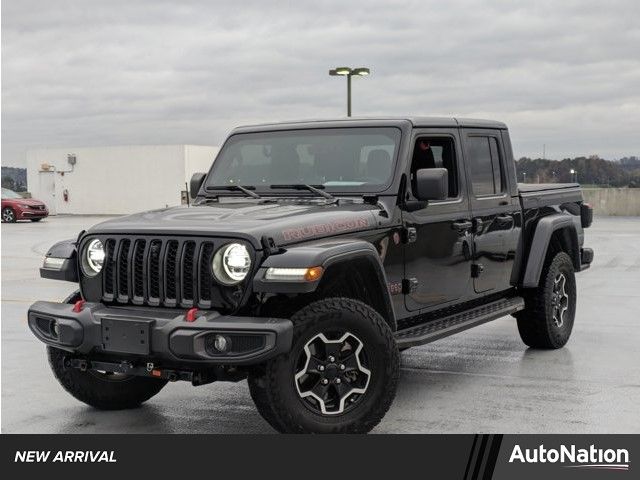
[231,116,507,133]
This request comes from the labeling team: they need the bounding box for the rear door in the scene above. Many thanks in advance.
[462,129,519,293]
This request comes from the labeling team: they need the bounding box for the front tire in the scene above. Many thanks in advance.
[255,298,399,433]
[48,347,168,410]
[2,207,16,223]
[247,371,287,432]
[516,251,576,349]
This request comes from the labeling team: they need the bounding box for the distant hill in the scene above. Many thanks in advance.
[1,166,27,191]
[516,156,640,188]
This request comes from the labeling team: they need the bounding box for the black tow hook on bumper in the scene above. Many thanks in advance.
[28,300,293,366]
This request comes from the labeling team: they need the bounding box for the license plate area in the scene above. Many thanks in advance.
[101,318,153,355]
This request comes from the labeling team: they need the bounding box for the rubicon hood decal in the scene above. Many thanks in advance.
[282,217,370,241]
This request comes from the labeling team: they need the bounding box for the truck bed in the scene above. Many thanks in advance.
[518,182,583,209]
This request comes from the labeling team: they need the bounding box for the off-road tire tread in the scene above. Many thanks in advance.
[247,372,287,431]
[516,251,575,349]
[262,297,399,434]
[47,346,168,410]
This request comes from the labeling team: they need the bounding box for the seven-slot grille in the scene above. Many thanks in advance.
[100,237,218,308]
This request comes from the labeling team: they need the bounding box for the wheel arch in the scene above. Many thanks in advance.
[253,239,396,331]
[521,213,581,288]
[316,254,396,331]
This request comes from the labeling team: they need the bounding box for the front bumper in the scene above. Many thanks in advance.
[28,301,293,366]
[17,207,48,220]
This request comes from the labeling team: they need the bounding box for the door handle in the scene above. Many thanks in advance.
[496,215,514,227]
[451,220,472,232]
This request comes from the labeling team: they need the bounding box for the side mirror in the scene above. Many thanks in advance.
[415,168,448,201]
[190,172,207,199]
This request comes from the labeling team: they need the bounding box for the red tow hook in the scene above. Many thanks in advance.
[72,299,86,313]
[185,307,199,322]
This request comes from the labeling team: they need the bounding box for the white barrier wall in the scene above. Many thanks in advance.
[26,145,218,215]
[582,188,640,216]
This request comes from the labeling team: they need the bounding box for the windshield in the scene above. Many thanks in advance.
[205,127,401,194]
[2,188,23,199]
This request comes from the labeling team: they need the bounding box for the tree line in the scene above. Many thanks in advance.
[1,166,27,191]
[516,156,640,187]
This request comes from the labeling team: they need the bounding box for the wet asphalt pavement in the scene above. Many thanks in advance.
[2,215,639,433]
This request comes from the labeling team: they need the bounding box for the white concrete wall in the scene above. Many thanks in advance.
[582,188,640,216]
[184,145,219,183]
[26,145,217,215]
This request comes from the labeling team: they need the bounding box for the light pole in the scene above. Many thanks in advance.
[570,169,577,183]
[329,67,370,117]
[523,172,527,183]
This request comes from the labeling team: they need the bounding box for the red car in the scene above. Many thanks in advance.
[1,188,49,223]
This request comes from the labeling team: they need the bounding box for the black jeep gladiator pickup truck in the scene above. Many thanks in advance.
[29,117,593,433]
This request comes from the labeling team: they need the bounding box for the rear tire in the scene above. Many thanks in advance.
[516,251,576,349]
[47,347,168,410]
[254,298,399,434]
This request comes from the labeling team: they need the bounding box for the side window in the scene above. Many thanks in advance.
[467,136,504,196]
[410,137,458,199]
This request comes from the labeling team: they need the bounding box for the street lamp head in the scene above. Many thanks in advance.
[351,67,370,76]
[570,169,576,174]
[330,67,352,76]
[329,65,371,117]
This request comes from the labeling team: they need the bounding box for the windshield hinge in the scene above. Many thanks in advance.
[261,236,282,257]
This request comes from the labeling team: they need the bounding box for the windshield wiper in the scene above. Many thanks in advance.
[205,185,261,199]
[270,184,334,200]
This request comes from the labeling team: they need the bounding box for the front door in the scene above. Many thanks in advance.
[403,130,474,311]
[462,129,519,293]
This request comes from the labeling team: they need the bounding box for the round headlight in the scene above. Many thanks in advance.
[82,239,105,276]
[212,243,251,285]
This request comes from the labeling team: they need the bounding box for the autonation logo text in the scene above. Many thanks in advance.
[509,444,630,471]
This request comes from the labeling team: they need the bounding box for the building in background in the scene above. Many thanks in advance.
[26,145,218,215]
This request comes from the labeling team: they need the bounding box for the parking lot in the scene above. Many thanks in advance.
[2,215,639,433]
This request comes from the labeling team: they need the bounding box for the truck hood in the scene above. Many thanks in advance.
[88,200,390,249]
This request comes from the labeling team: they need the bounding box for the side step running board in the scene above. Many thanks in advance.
[395,297,525,348]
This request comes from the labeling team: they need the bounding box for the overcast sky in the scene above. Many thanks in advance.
[2,0,639,167]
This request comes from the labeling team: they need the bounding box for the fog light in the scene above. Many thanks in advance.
[214,335,230,352]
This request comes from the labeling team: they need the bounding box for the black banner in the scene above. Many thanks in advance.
[0,434,636,479]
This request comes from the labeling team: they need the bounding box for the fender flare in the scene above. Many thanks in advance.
[40,239,79,283]
[253,239,396,329]
[521,213,580,288]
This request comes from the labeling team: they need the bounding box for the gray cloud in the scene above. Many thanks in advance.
[2,0,639,166]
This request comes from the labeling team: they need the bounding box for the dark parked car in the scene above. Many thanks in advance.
[28,117,593,433]
[2,188,49,223]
